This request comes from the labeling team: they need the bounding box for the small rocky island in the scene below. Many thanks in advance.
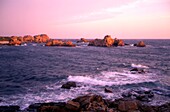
[0,34,50,45]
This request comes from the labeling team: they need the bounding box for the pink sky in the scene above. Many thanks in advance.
[0,0,170,39]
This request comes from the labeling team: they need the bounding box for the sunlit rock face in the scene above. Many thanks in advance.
[34,34,50,43]
[45,39,76,47]
[88,35,124,47]
[136,41,146,47]
[23,35,34,42]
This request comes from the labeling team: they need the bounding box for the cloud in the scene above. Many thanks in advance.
[68,0,142,23]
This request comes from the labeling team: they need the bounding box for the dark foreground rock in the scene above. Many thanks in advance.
[0,94,169,112]
[130,68,145,74]
[61,81,77,89]
[0,105,20,112]
[122,89,154,102]
[105,88,113,93]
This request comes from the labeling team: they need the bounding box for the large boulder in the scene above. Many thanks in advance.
[103,35,114,47]
[61,81,76,89]
[34,34,50,43]
[137,41,146,47]
[88,35,114,47]
[73,94,108,111]
[118,39,125,46]
[113,38,125,46]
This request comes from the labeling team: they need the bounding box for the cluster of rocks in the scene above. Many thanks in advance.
[76,35,146,47]
[45,39,76,47]
[0,34,50,46]
[76,38,89,43]
[88,35,125,47]
[2,94,169,112]
[0,34,146,47]
[0,82,169,112]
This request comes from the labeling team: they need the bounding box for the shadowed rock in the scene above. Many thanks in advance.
[77,38,89,43]
[122,89,154,102]
[0,106,20,112]
[61,81,76,89]
[130,68,145,73]
[105,88,113,93]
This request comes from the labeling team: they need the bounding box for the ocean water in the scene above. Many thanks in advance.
[0,40,170,109]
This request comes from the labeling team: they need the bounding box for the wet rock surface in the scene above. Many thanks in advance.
[61,81,77,89]
[130,68,145,74]
[0,93,169,112]
[105,88,113,93]
[122,89,154,102]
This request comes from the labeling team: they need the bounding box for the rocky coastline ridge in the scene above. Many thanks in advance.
[0,90,169,112]
[0,34,146,47]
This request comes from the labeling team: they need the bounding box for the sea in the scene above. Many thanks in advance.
[0,39,170,109]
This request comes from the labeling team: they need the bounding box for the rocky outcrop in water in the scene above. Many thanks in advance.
[122,89,154,102]
[77,38,89,43]
[136,41,146,47]
[0,34,50,46]
[113,38,125,46]
[89,35,125,47]
[105,88,113,93]
[45,39,76,47]
[130,68,145,74]
[61,81,77,89]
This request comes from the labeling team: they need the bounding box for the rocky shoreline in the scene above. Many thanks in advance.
[0,81,169,112]
[0,91,169,112]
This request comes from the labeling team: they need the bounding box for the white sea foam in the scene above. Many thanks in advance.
[0,70,156,110]
[131,63,149,68]
[68,71,155,86]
